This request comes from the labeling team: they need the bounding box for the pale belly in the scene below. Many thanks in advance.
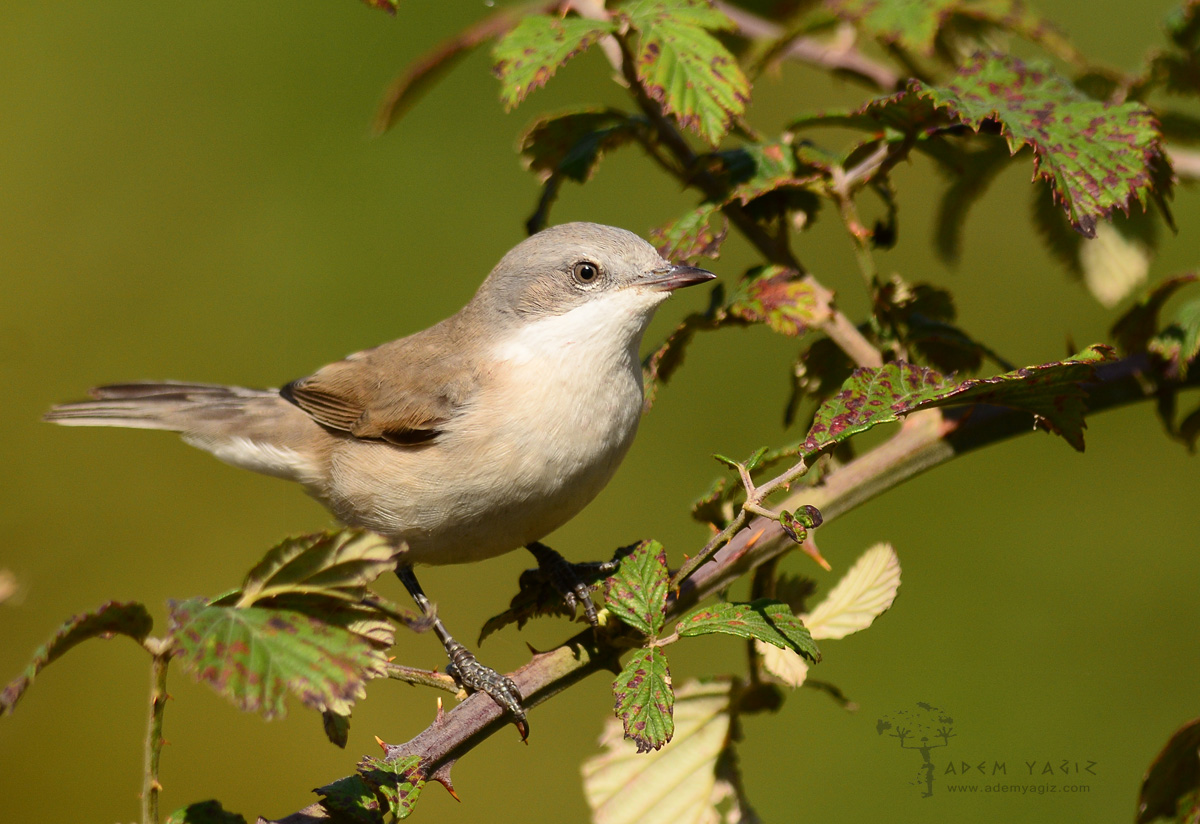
[316,342,645,565]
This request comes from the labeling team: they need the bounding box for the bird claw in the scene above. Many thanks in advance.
[445,640,528,740]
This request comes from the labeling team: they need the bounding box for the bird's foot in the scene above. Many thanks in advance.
[444,638,528,740]
[526,541,618,627]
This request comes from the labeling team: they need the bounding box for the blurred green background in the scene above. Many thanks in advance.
[1,2,1197,822]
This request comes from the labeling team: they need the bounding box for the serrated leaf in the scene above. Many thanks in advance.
[677,599,820,662]
[316,775,384,824]
[1112,272,1200,354]
[805,543,901,639]
[727,265,830,336]
[650,204,728,262]
[164,801,247,824]
[238,530,396,607]
[585,678,739,823]
[358,755,426,821]
[168,598,388,720]
[804,344,1116,454]
[625,1,750,145]
[492,14,614,110]
[613,647,674,752]
[605,540,669,637]
[1,601,152,715]
[917,54,1166,237]
[1137,717,1200,824]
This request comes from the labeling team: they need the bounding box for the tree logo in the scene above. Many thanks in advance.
[877,702,956,797]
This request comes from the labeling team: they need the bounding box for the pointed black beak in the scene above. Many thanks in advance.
[644,263,717,292]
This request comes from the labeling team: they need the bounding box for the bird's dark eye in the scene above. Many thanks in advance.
[572,261,600,285]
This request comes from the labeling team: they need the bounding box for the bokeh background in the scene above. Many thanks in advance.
[2,2,1198,822]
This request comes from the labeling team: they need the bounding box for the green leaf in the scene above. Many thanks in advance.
[650,203,728,263]
[237,529,396,607]
[323,709,352,749]
[1150,297,1200,379]
[677,599,820,662]
[612,647,674,753]
[727,265,829,336]
[804,345,1116,454]
[355,758,427,820]
[492,14,614,110]
[520,109,639,184]
[316,775,384,824]
[604,540,669,637]
[520,109,642,232]
[828,0,957,55]
[829,0,1078,60]
[168,598,388,720]
[1,601,152,715]
[624,0,750,145]
[1137,717,1200,824]
[805,543,901,640]
[163,801,247,824]
[916,54,1166,237]
[1112,273,1200,354]
[358,755,426,821]
[584,679,744,823]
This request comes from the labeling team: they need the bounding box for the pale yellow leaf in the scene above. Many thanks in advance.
[802,542,900,640]
[583,679,734,824]
[1080,220,1150,308]
[755,640,810,688]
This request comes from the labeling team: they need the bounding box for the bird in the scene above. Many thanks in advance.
[44,221,716,734]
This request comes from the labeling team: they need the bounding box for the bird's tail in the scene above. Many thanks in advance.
[44,382,279,431]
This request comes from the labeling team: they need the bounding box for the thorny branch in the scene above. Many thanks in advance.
[268,354,1193,824]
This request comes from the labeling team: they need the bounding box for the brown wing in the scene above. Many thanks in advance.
[281,321,476,445]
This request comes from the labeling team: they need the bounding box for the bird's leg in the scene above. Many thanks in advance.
[395,564,528,739]
[525,542,618,627]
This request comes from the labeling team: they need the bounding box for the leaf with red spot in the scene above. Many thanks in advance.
[604,540,669,637]
[492,14,614,110]
[622,0,750,145]
[727,265,830,336]
[1,601,152,715]
[357,755,426,820]
[803,344,1116,454]
[168,597,389,720]
[650,203,728,263]
[913,54,1166,237]
[676,599,820,661]
[612,647,674,752]
[315,775,383,824]
[819,54,1169,237]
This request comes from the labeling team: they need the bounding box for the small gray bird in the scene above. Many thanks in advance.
[45,222,715,732]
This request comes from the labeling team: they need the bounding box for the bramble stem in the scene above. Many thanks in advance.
[141,637,173,824]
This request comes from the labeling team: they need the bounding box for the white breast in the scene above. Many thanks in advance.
[326,288,666,565]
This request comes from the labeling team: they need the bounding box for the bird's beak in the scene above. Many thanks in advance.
[643,263,717,292]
